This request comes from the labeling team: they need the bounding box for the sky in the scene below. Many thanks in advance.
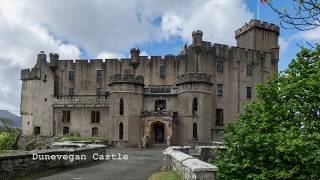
[0,0,319,115]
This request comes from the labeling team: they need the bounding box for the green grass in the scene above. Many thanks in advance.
[148,170,181,180]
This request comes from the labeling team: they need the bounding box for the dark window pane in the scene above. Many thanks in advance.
[192,98,198,116]
[160,66,165,77]
[193,123,198,140]
[119,123,123,140]
[63,127,69,135]
[119,98,124,115]
[247,87,252,99]
[34,127,40,135]
[216,109,224,126]
[92,127,98,137]
[217,84,223,96]
[69,71,75,81]
[217,61,224,72]
[96,88,102,96]
[96,70,102,80]
[155,99,166,111]
[247,65,253,76]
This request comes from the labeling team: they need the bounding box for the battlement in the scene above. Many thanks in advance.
[109,73,144,85]
[235,19,279,37]
[21,68,41,80]
[177,73,212,85]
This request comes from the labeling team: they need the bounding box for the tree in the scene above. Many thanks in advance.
[267,0,320,31]
[215,46,320,179]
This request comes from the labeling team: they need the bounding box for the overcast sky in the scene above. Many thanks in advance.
[0,0,318,115]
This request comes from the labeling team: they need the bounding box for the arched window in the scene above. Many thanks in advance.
[119,98,124,115]
[192,98,198,116]
[119,122,124,140]
[193,122,198,140]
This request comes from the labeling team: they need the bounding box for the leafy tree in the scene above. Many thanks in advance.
[267,0,320,31]
[215,46,320,179]
[0,127,21,151]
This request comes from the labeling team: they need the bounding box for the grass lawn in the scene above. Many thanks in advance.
[148,170,181,180]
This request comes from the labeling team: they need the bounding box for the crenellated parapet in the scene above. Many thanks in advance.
[21,68,41,80]
[109,73,144,85]
[235,19,280,37]
[177,73,212,85]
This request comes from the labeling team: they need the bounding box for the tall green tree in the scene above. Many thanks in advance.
[215,46,320,179]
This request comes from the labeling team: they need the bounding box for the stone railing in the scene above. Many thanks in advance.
[163,146,218,180]
[53,95,109,108]
[21,68,41,80]
[144,86,177,96]
[0,146,107,179]
[142,110,175,117]
[110,73,144,85]
[177,73,212,85]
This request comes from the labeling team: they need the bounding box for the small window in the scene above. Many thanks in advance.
[96,70,102,80]
[69,88,74,96]
[62,111,70,123]
[192,98,198,116]
[160,66,166,78]
[119,98,124,115]
[247,65,253,76]
[216,109,224,126]
[92,127,98,137]
[217,61,224,73]
[34,127,40,135]
[44,98,47,102]
[91,111,100,123]
[96,88,102,96]
[119,123,124,140]
[247,87,252,99]
[69,71,75,81]
[217,84,223,96]
[155,99,166,111]
[192,122,198,140]
[63,127,69,135]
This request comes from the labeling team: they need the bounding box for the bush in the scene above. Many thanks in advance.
[0,128,21,150]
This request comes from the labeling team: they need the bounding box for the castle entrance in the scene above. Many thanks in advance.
[153,122,164,144]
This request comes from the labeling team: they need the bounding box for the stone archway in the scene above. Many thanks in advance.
[143,118,172,146]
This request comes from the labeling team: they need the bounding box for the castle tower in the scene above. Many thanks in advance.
[108,71,144,147]
[235,19,280,72]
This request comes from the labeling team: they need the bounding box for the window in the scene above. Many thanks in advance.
[91,111,100,123]
[96,70,102,80]
[192,98,198,116]
[69,88,74,96]
[247,65,253,76]
[155,99,166,111]
[217,61,224,72]
[34,127,40,135]
[247,87,252,99]
[119,123,123,140]
[96,88,102,96]
[217,84,223,96]
[119,98,124,115]
[62,111,70,123]
[92,127,98,137]
[69,71,75,81]
[193,122,198,140]
[160,66,166,78]
[216,109,224,126]
[63,127,69,135]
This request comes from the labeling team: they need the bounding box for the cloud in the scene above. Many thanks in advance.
[0,0,253,115]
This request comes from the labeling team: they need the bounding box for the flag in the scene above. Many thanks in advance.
[261,0,268,4]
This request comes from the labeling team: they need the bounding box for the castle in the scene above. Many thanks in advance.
[20,20,279,146]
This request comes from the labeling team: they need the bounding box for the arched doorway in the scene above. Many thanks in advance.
[152,122,165,144]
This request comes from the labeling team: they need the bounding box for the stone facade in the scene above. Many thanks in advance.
[20,20,280,146]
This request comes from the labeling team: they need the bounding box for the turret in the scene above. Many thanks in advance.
[235,20,280,60]
[36,51,47,67]
[192,30,203,53]
[49,53,59,71]
[129,48,140,72]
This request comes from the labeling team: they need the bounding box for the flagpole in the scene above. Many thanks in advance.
[257,0,260,20]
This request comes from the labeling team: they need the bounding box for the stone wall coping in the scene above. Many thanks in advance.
[171,151,194,162]
[0,146,106,160]
[183,158,218,172]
